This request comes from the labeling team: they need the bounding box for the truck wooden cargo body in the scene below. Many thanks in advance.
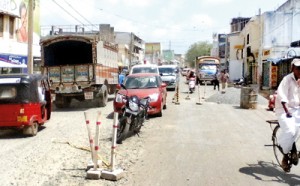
[40,34,119,108]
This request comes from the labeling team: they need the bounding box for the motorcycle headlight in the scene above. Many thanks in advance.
[149,93,159,102]
[269,95,274,99]
[115,93,124,103]
[129,100,139,111]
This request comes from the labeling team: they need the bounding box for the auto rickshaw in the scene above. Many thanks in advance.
[0,74,52,136]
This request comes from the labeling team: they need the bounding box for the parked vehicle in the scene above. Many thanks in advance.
[195,56,220,84]
[233,77,251,87]
[129,64,159,75]
[233,78,246,87]
[40,32,119,108]
[114,73,167,117]
[0,74,52,136]
[158,65,179,90]
[116,84,150,144]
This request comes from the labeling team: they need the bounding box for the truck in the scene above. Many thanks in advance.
[40,33,119,108]
[195,56,220,85]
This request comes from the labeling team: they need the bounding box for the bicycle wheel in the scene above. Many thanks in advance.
[272,125,286,167]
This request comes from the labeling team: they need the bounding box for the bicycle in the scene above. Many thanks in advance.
[267,119,300,172]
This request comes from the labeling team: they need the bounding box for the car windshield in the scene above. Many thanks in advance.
[124,76,158,89]
[132,67,157,74]
[159,68,175,75]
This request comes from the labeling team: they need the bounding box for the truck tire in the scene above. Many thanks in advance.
[99,85,108,107]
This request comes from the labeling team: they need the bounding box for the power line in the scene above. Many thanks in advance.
[51,0,85,25]
[64,0,94,26]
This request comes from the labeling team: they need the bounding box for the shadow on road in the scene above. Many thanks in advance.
[239,161,300,185]
[0,126,47,139]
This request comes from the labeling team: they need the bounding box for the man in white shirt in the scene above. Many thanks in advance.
[275,58,300,172]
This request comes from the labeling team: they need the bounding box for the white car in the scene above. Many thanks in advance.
[129,64,159,75]
[158,65,179,90]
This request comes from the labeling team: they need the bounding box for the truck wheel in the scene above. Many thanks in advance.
[99,85,108,107]
[23,122,38,136]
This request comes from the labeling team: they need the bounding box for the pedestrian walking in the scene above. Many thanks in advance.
[220,69,229,93]
[274,58,300,172]
[213,69,220,91]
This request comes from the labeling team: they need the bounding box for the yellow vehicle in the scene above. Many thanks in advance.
[195,56,220,84]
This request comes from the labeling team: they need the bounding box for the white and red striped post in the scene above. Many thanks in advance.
[110,112,119,171]
[84,111,95,167]
[100,111,124,180]
[203,81,207,99]
[94,111,102,170]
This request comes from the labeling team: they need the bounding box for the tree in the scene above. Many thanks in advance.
[185,41,212,68]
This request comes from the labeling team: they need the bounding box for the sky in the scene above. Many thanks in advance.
[40,0,288,55]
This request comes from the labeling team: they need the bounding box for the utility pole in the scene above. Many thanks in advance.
[129,32,133,67]
[27,0,34,74]
[258,8,263,89]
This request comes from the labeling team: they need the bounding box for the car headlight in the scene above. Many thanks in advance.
[129,100,139,111]
[149,93,159,102]
[115,93,123,103]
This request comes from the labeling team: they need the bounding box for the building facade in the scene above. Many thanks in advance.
[224,0,300,89]
[0,0,41,73]
[115,32,145,67]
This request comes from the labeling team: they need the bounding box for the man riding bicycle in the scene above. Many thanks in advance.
[275,58,300,172]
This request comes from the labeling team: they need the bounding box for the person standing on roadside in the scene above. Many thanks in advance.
[220,69,229,93]
[213,69,220,91]
[275,58,300,172]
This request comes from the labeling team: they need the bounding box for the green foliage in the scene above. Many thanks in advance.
[185,41,212,68]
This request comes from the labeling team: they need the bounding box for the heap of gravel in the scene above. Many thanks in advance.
[205,87,269,106]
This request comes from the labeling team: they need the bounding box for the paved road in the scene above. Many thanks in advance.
[1,77,300,186]
[125,79,300,186]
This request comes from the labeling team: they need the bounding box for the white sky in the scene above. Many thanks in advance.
[40,0,288,54]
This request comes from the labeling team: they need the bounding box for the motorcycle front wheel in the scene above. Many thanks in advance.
[117,116,130,144]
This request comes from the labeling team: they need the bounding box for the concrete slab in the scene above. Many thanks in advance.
[86,168,101,180]
[101,168,124,181]
[86,159,102,170]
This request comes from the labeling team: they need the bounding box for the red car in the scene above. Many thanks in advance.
[114,73,167,117]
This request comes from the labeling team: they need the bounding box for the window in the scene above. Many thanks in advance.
[0,86,17,99]
[247,34,250,44]
[0,14,4,37]
[9,16,15,39]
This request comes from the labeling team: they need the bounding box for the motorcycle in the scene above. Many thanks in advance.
[188,76,196,93]
[117,85,150,144]
[233,78,246,87]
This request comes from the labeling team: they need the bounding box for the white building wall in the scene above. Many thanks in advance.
[227,33,244,81]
